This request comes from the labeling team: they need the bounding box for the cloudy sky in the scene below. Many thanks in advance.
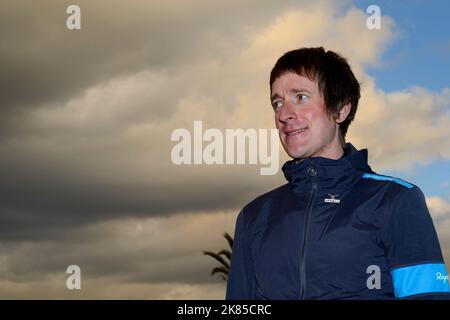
[0,0,449,299]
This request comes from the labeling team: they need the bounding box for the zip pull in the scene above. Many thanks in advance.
[307,166,316,177]
[307,158,317,177]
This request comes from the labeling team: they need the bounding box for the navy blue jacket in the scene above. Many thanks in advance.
[226,143,450,300]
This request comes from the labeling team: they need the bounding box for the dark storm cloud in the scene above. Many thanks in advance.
[1,242,222,285]
[0,157,279,241]
[0,0,295,241]
[0,0,301,134]
[0,211,238,287]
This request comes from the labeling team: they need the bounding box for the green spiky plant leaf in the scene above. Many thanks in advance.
[203,232,234,282]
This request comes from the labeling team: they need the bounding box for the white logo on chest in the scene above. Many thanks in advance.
[324,194,341,204]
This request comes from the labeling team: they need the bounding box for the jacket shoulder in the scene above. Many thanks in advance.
[360,172,417,190]
[242,183,289,211]
[239,183,289,226]
[359,171,424,210]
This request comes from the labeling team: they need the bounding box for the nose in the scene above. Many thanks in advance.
[278,100,297,124]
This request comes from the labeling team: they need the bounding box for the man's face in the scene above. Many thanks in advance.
[271,72,341,160]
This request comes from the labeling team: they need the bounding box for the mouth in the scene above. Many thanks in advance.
[285,127,308,136]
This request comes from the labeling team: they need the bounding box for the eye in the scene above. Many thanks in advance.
[271,99,283,110]
[294,93,308,102]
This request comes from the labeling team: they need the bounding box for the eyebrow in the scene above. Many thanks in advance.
[270,93,282,101]
[270,88,312,101]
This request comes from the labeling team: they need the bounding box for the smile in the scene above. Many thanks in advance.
[286,128,308,136]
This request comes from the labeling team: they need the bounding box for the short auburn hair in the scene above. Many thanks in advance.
[270,47,361,146]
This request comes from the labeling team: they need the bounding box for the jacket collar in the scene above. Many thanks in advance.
[282,143,372,195]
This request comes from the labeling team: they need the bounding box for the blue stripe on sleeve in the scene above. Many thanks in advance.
[362,173,414,188]
[390,263,450,298]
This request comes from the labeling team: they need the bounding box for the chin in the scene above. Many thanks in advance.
[285,148,308,160]
[281,139,309,159]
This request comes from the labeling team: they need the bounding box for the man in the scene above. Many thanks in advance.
[226,47,450,299]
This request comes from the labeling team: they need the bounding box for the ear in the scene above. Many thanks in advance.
[335,102,351,124]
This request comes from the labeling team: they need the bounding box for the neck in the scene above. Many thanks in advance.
[294,142,345,164]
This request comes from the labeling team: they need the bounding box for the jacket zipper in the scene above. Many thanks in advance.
[298,162,318,300]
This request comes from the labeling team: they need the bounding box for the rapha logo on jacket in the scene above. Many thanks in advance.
[324,194,340,204]
[436,272,448,283]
